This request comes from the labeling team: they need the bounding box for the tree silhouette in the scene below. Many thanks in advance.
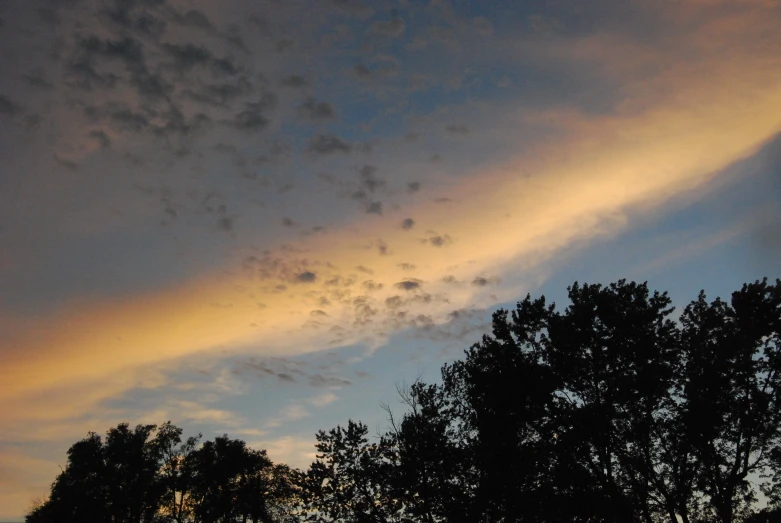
[680,280,781,523]
[26,422,183,523]
[306,279,781,523]
[27,279,781,523]
[301,420,399,522]
[27,423,296,523]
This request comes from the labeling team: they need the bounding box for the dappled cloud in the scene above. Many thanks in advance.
[4,13,781,416]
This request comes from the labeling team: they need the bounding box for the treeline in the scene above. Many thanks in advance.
[27,279,781,523]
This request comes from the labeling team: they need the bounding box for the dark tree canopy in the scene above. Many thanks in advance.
[27,423,300,523]
[27,279,781,523]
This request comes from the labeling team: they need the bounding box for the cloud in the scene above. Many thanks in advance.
[281,74,309,88]
[0,95,20,116]
[367,16,406,38]
[358,165,385,191]
[308,374,351,388]
[309,391,338,407]
[401,218,415,230]
[363,280,383,291]
[23,70,54,90]
[217,216,234,232]
[0,449,60,520]
[394,279,423,291]
[230,93,277,132]
[308,134,352,154]
[297,271,317,283]
[374,239,390,255]
[249,435,317,470]
[365,201,383,215]
[170,8,215,31]
[427,234,453,247]
[445,124,469,134]
[183,78,252,107]
[299,98,336,122]
[265,403,310,429]
[353,63,372,79]
[88,130,111,149]
[162,43,214,72]
[472,276,500,287]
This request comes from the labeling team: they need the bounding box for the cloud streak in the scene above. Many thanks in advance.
[4,32,780,420]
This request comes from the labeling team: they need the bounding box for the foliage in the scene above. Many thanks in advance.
[26,423,298,523]
[27,279,781,523]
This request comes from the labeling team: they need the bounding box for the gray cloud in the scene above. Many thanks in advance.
[359,165,385,192]
[162,43,238,76]
[407,181,421,192]
[183,78,252,107]
[297,271,317,283]
[222,25,248,52]
[428,234,453,247]
[237,357,307,384]
[22,70,54,90]
[472,276,500,286]
[101,0,167,36]
[354,63,372,78]
[212,56,240,76]
[0,95,20,116]
[299,97,336,122]
[65,59,120,91]
[163,43,214,71]
[170,8,214,31]
[281,74,308,88]
[248,14,269,33]
[394,279,422,291]
[363,280,383,291]
[275,39,297,52]
[365,201,383,215]
[308,134,352,154]
[89,106,149,133]
[367,16,406,38]
[78,34,145,67]
[230,93,277,132]
[385,295,403,309]
[401,218,415,230]
[85,103,210,138]
[23,114,43,130]
[353,56,400,79]
[446,124,469,134]
[54,155,79,172]
[309,374,351,388]
[234,354,351,388]
[217,216,234,232]
[88,130,111,149]
[375,239,389,255]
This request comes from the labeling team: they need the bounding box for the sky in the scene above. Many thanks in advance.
[0,0,780,519]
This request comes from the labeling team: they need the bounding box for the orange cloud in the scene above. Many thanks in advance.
[3,1,781,422]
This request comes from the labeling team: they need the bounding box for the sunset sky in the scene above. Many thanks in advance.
[1,0,780,519]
